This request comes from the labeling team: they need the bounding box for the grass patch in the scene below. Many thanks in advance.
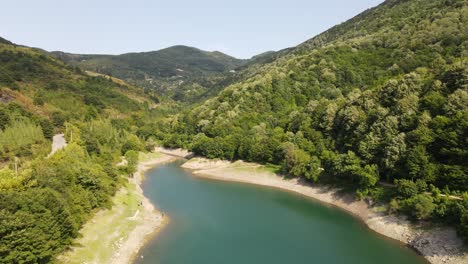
[262,164,281,174]
[138,151,163,162]
[58,180,143,264]
[226,163,280,177]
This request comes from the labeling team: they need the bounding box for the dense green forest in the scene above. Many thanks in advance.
[138,0,468,241]
[0,41,156,262]
[0,0,467,262]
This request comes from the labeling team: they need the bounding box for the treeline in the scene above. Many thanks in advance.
[139,0,468,241]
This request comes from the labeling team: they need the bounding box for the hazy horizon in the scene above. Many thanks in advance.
[2,0,384,59]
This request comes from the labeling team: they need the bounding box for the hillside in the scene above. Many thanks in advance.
[51,46,248,101]
[150,0,468,241]
[1,0,467,262]
[0,37,12,45]
[0,37,160,263]
[0,39,158,120]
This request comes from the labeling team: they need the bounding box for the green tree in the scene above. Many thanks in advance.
[121,134,143,154]
[395,179,420,198]
[282,143,321,182]
[39,119,54,140]
[405,194,436,220]
[406,145,436,182]
[125,150,139,175]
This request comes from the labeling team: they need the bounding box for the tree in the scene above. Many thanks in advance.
[405,194,436,220]
[51,111,66,128]
[421,91,446,116]
[440,66,467,93]
[281,143,321,182]
[121,134,143,154]
[382,133,406,173]
[39,119,54,140]
[405,145,436,182]
[125,150,138,175]
[84,136,100,155]
[357,165,379,189]
[331,151,378,190]
[395,179,420,198]
[444,89,468,115]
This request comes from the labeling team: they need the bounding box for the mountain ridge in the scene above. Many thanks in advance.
[50,45,249,101]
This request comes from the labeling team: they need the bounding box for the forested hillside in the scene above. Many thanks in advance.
[1,0,467,261]
[148,0,468,240]
[51,46,247,102]
[0,39,157,262]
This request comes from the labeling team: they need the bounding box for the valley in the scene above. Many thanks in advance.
[0,0,466,263]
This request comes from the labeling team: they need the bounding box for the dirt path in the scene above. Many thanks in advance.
[48,133,67,157]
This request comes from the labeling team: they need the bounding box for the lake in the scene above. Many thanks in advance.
[135,161,426,264]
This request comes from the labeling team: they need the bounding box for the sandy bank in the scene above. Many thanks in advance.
[58,153,177,264]
[182,157,467,264]
[115,154,177,264]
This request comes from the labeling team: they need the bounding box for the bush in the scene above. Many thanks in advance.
[121,134,143,155]
[39,119,54,140]
[33,93,45,106]
[124,150,139,175]
[388,199,400,214]
[404,194,436,220]
[395,179,421,198]
[0,120,45,156]
[51,111,66,128]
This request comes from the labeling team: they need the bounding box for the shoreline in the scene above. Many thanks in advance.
[118,154,178,264]
[57,152,178,264]
[182,157,467,264]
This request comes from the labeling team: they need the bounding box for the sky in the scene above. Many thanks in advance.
[1,0,385,59]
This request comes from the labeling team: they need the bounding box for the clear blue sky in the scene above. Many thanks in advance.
[1,0,384,59]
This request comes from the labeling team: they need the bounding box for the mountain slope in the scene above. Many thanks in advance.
[0,37,159,263]
[51,46,247,100]
[0,39,157,122]
[297,0,465,53]
[0,37,12,45]
[153,0,468,241]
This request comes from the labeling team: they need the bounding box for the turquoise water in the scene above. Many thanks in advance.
[136,161,426,264]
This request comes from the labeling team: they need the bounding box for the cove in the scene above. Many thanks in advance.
[135,161,426,264]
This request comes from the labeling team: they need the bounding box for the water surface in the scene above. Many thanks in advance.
[136,161,426,264]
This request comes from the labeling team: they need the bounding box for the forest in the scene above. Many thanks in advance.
[141,0,468,242]
[0,41,155,262]
[0,0,466,262]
